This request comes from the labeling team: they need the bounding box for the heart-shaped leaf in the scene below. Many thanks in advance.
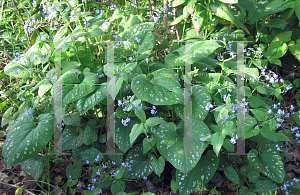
[155,121,210,174]
[131,74,184,105]
[3,110,54,167]
[152,156,165,177]
[123,144,154,179]
[176,150,219,195]
[21,156,44,180]
[247,143,285,183]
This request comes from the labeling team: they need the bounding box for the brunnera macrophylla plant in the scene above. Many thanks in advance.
[2,0,300,194]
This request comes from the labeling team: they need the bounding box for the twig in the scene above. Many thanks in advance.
[134,0,139,15]
[0,116,17,121]
[163,0,168,29]
[173,8,181,46]
[11,0,32,47]
[147,0,153,20]
[0,79,19,103]
[94,1,111,6]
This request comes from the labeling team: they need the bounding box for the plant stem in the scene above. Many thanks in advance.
[142,123,159,158]
[11,0,32,47]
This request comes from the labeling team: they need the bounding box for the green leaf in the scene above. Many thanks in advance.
[261,122,279,142]
[110,8,124,22]
[4,43,37,78]
[152,156,165,177]
[123,144,154,179]
[111,181,125,195]
[21,156,44,180]
[170,180,178,193]
[0,131,6,137]
[62,126,84,151]
[247,143,285,183]
[116,192,127,195]
[66,164,82,179]
[115,117,140,153]
[224,167,239,184]
[129,123,144,145]
[170,15,185,25]
[250,109,267,122]
[259,18,286,30]
[156,121,210,174]
[1,107,13,127]
[145,117,165,127]
[76,85,106,115]
[114,167,126,180]
[186,0,197,14]
[142,137,152,154]
[211,132,225,157]
[165,41,221,67]
[134,107,146,123]
[247,96,265,108]
[256,86,267,95]
[63,111,81,126]
[176,150,219,195]
[174,86,211,120]
[219,0,238,3]
[3,111,54,167]
[210,1,237,27]
[62,72,99,106]
[81,148,101,164]
[240,164,260,183]
[223,138,235,152]
[265,0,284,10]
[87,27,104,38]
[131,74,184,105]
[293,78,300,88]
[121,22,154,40]
[83,126,98,145]
[170,0,185,7]
[253,180,278,195]
[53,25,68,44]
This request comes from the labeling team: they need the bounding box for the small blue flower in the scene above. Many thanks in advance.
[71,33,76,38]
[151,109,157,115]
[111,161,116,165]
[21,97,25,101]
[121,162,126,167]
[135,37,141,42]
[123,107,128,111]
[133,103,138,107]
[86,160,89,164]
[230,137,236,144]
[147,138,153,142]
[208,135,212,138]
[92,178,96,183]
[143,176,147,180]
[145,58,149,63]
[28,107,33,114]
[128,168,132,171]
[267,109,272,114]
[200,138,206,141]
[134,51,138,55]
[91,186,95,191]
[291,105,294,110]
